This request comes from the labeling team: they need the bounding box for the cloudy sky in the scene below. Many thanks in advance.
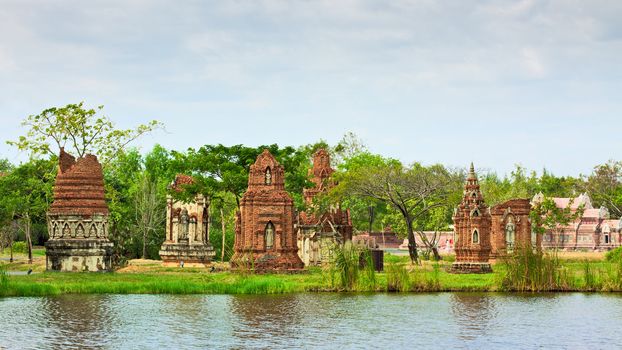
[0,0,620,176]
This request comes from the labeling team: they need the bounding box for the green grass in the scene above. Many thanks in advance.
[2,253,622,297]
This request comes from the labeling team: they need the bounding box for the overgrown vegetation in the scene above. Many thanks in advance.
[2,251,622,296]
[500,245,568,292]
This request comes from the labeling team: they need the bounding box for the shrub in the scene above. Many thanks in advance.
[605,246,622,263]
[12,241,27,254]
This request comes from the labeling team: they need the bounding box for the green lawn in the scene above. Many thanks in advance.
[2,251,621,297]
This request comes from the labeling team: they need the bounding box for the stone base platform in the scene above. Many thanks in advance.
[45,239,114,272]
[450,262,493,274]
[159,243,215,266]
[230,251,304,273]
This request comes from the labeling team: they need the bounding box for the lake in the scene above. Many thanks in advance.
[1,293,621,349]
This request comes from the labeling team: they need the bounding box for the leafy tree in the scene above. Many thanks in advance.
[0,159,55,263]
[334,153,458,263]
[530,196,585,243]
[583,161,622,218]
[8,102,162,164]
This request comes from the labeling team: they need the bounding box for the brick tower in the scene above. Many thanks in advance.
[230,150,304,272]
[45,148,113,272]
[451,163,492,273]
[297,149,353,266]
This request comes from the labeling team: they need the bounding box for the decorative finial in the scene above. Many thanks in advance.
[468,162,476,180]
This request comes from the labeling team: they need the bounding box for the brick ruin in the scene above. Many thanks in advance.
[297,149,353,266]
[159,174,215,266]
[230,150,304,272]
[45,148,113,272]
[451,163,493,273]
[490,198,540,258]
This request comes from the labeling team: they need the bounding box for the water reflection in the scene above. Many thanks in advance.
[450,293,498,342]
[41,295,113,349]
[1,293,622,349]
[230,294,307,346]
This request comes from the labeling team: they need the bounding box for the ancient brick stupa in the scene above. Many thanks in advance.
[159,174,215,266]
[297,149,352,266]
[230,150,304,272]
[46,148,113,272]
[451,163,492,273]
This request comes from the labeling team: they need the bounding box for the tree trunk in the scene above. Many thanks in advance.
[406,220,419,264]
[9,241,13,263]
[25,214,33,264]
[206,202,211,243]
[220,208,226,262]
[142,228,147,259]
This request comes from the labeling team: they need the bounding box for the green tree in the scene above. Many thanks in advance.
[583,161,622,218]
[530,196,585,243]
[0,159,55,263]
[334,153,458,263]
[8,102,162,164]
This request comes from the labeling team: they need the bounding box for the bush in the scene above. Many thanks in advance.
[605,246,622,263]
[12,241,27,254]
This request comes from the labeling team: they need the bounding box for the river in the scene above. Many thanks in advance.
[1,293,621,349]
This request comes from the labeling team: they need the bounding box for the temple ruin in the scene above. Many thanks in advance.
[45,149,113,272]
[159,174,215,266]
[451,163,493,273]
[297,149,353,266]
[230,150,304,272]
[490,198,540,258]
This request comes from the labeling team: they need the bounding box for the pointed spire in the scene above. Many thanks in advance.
[467,162,476,180]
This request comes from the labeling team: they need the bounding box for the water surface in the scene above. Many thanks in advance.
[1,293,621,349]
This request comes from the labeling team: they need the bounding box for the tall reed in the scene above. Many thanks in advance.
[331,241,360,290]
[582,260,598,290]
[357,248,377,291]
[386,262,410,292]
[0,264,9,294]
[500,243,567,292]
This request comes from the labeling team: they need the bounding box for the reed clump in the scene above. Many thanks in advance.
[357,249,378,291]
[331,241,360,291]
[500,244,569,292]
[386,262,410,292]
[0,264,8,294]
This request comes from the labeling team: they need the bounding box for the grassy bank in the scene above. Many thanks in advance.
[3,252,622,297]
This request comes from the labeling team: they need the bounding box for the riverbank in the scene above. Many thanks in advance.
[2,250,622,296]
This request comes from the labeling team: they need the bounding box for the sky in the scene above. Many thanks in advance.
[0,0,620,177]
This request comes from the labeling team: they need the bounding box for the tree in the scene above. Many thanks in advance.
[133,173,165,259]
[583,161,622,218]
[335,153,459,263]
[0,159,55,263]
[530,196,585,244]
[8,102,162,164]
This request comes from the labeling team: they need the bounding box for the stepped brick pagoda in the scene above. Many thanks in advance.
[159,174,215,266]
[451,163,492,273]
[490,198,540,258]
[46,149,113,272]
[231,150,304,272]
[297,149,352,266]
